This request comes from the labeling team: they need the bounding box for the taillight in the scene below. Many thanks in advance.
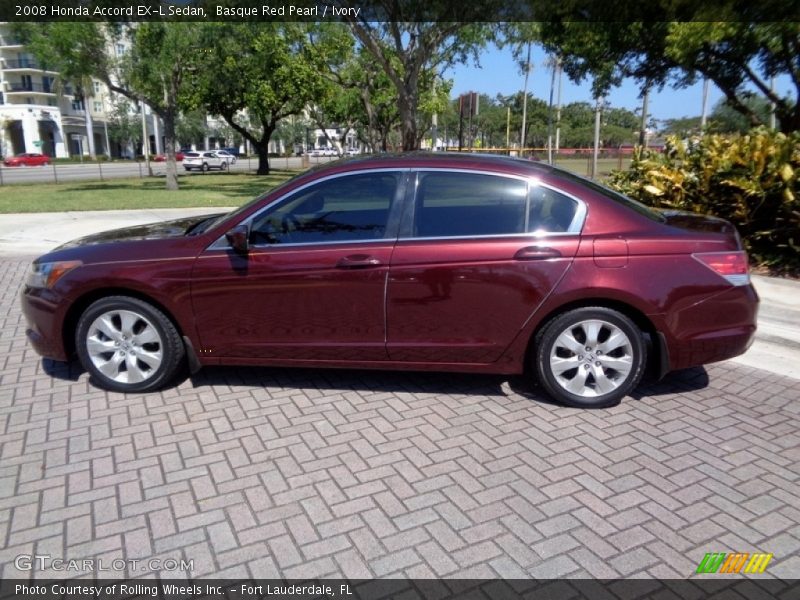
[693,251,750,286]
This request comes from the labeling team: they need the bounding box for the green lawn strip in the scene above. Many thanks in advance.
[0,171,299,214]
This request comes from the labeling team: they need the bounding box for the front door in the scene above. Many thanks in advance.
[191,171,405,361]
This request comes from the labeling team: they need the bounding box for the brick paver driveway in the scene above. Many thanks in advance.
[1,256,798,580]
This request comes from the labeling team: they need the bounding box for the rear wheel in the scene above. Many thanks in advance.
[76,296,184,393]
[202,162,209,172]
[534,307,646,408]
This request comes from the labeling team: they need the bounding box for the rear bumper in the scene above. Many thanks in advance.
[660,283,759,372]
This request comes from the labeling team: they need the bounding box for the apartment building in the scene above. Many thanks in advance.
[0,23,164,160]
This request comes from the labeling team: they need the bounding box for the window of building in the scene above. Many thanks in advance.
[250,172,400,245]
[0,92,4,105]
[93,101,102,113]
[116,44,125,56]
[93,81,101,94]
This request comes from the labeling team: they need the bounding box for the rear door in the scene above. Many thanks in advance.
[386,170,583,364]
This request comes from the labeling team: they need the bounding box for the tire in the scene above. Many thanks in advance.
[75,296,185,393]
[220,161,228,171]
[184,167,191,172]
[534,307,646,408]
[202,162,209,172]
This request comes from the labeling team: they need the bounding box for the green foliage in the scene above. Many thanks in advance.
[608,129,800,271]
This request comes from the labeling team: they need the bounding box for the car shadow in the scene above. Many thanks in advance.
[42,358,85,382]
[188,366,515,399]
[631,366,710,399]
[42,359,709,406]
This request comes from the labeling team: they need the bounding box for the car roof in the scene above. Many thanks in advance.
[310,151,563,179]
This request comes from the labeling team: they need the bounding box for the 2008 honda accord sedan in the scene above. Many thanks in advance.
[20,153,758,408]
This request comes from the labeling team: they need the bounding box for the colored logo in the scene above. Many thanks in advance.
[696,552,773,574]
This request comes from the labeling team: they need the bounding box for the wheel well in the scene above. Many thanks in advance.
[524,298,661,376]
[62,288,185,358]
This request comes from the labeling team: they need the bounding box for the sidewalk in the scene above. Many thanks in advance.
[0,209,797,380]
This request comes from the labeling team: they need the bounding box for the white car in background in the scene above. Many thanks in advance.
[182,151,228,172]
[215,150,237,165]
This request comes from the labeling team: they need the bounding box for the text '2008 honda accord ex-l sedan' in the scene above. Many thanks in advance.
[20,153,758,408]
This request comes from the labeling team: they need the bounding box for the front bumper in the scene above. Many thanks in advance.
[20,287,70,361]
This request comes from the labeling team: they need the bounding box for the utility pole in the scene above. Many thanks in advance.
[520,42,532,155]
[547,56,556,164]
[639,87,649,147]
[591,96,602,179]
[506,105,510,152]
[700,78,709,129]
[140,98,151,176]
[769,77,776,130]
[554,57,562,161]
[431,78,438,150]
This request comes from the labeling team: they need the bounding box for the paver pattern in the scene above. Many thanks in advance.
[1,257,798,580]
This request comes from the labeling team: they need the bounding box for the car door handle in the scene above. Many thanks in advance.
[514,246,562,260]
[336,254,382,269]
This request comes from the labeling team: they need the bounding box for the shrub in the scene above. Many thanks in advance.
[608,128,799,273]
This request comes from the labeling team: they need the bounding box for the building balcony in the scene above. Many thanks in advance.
[3,58,41,69]
[6,82,55,94]
[0,36,24,47]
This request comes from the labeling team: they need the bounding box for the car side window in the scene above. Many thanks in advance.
[250,172,400,245]
[412,172,528,238]
[527,185,579,233]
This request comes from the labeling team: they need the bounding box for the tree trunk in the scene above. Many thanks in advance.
[162,109,179,191]
[256,144,271,175]
[398,91,418,151]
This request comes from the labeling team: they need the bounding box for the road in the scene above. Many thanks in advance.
[0,209,798,580]
[0,155,338,185]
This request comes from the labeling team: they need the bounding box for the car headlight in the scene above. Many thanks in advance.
[26,260,81,289]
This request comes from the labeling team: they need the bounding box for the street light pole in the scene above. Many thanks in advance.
[102,93,111,159]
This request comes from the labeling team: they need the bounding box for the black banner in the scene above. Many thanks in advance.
[2,580,800,600]
[1,0,799,22]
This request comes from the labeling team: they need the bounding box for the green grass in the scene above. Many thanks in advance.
[0,159,631,214]
[0,171,299,214]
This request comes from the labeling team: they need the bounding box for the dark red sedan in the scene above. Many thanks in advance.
[153,152,185,162]
[3,153,50,167]
[20,154,758,407]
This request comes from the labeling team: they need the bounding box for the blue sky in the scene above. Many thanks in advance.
[446,44,763,123]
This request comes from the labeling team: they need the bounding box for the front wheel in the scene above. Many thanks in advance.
[534,307,646,408]
[202,162,209,172]
[220,161,228,171]
[75,296,185,393]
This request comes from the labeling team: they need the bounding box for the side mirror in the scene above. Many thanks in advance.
[225,224,249,255]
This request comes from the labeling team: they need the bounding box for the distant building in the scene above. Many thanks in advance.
[0,23,162,159]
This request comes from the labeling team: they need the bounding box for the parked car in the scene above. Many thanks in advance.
[153,152,185,162]
[182,151,227,172]
[20,154,758,407]
[309,148,338,157]
[222,147,240,157]
[214,150,237,165]
[3,153,50,167]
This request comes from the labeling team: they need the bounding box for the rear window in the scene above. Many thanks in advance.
[556,170,666,223]
[185,152,199,157]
